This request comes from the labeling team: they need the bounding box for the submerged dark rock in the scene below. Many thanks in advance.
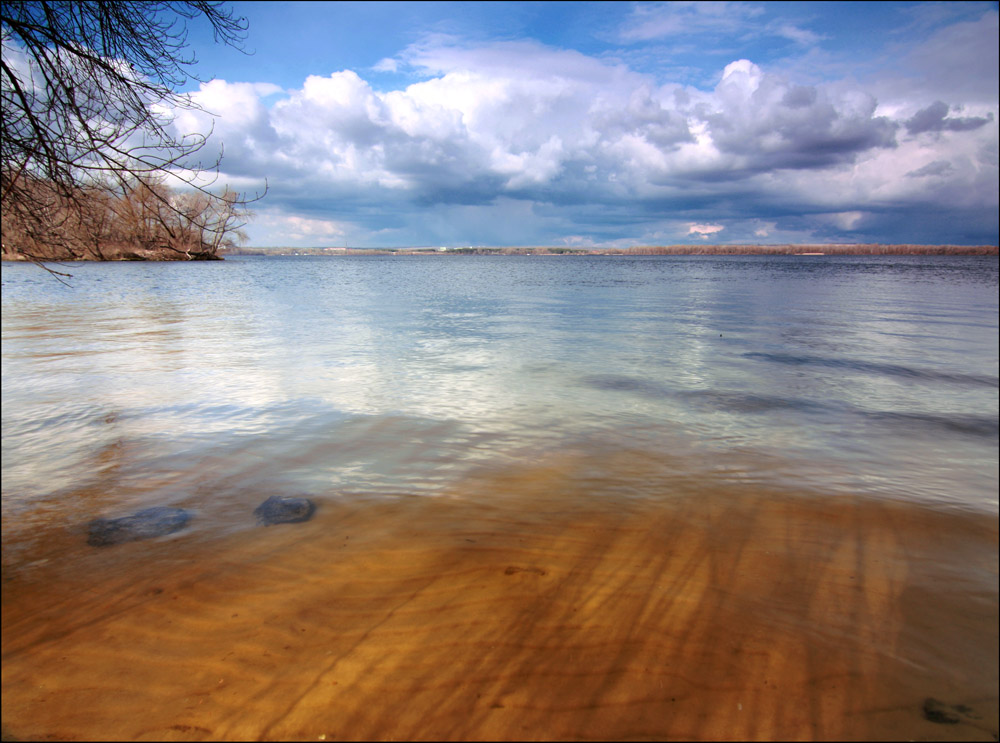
[923,698,979,724]
[254,496,316,526]
[87,507,191,547]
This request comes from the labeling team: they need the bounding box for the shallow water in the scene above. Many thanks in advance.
[2,254,998,740]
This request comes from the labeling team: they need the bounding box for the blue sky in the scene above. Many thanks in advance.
[174,1,998,247]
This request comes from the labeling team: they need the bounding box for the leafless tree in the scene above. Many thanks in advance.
[1,1,263,265]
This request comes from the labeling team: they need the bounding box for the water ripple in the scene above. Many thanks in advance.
[743,352,998,387]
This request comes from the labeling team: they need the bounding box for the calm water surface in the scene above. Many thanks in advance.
[3,255,997,530]
[2,254,998,740]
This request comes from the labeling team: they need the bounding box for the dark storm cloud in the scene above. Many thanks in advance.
[703,62,899,172]
[905,101,994,135]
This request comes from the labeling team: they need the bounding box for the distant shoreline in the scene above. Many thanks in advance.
[223,244,999,257]
[4,243,997,263]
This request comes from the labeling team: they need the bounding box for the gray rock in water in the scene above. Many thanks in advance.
[87,507,191,547]
[922,698,980,725]
[254,495,316,526]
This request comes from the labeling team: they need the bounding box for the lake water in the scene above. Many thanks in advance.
[2,254,998,741]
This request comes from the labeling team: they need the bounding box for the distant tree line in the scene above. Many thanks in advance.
[224,244,998,257]
[615,244,998,255]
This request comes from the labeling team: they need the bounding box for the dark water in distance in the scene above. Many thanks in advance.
[2,254,998,554]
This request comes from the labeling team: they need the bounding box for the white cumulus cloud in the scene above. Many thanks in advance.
[170,20,997,247]
[688,223,725,236]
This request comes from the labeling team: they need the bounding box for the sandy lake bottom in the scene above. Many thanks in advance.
[2,447,997,742]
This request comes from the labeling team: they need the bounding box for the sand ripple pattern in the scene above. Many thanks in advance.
[3,453,997,741]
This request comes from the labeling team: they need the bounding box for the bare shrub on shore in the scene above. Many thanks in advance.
[1,173,249,261]
[1,1,262,265]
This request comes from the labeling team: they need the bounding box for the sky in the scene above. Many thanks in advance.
[174,1,999,248]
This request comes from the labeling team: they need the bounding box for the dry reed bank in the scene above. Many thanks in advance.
[223,243,999,257]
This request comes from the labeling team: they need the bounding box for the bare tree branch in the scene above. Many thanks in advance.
[1,1,265,269]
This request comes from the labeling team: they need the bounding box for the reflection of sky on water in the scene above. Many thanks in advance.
[2,256,997,519]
